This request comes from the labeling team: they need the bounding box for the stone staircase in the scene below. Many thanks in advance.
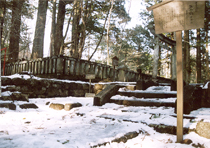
[110,85,177,108]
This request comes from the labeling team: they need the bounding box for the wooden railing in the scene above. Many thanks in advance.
[2,55,140,82]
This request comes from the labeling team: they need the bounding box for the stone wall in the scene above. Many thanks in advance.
[1,76,93,98]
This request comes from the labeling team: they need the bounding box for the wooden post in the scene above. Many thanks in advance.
[176,30,183,143]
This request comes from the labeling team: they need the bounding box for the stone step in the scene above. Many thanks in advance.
[110,99,175,107]
[117,91,176,98]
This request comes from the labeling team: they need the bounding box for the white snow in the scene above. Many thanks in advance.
[1,75,210,148]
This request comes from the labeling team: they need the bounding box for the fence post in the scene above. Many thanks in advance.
[69,58,76,75]
[75,59,81,76]
[56,55,64,77]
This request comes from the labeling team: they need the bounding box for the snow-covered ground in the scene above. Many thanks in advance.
[1,96,210,148]
[1,75,210,148]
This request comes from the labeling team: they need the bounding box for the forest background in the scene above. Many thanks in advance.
[0,0,210,83]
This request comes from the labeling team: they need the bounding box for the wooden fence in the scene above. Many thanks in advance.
[2,55,140,82]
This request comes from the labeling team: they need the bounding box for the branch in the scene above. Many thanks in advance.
[88,3,110,61]
[59,4,74,54]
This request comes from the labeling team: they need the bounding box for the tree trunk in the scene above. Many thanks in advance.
[31,0,48,59]
[196,28,201,83]
[50,0,56,57]
[8,0,25,62]
[171,46,176,80]
[54,0,66,56]
[106,0,114,65]
[0,0,6,43]
[183,30,190,84]
[78,0,87,59]
[205,30,209,80]
[152,37,159,80]
[71,0,81,58]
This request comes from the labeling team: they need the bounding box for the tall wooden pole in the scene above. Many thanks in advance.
[176,30,183,143]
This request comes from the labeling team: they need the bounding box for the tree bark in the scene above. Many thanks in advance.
[59,2,74,55]
[50,0,56,56]
[196,28,201,83]
[183,30,190,84]
[0,0,6,43]
[171,46,176,80]
[106,0,114,65]
[54,0,66,56]
[78,0,89,59]
[152,37,160,80]
[71,0,81,58]
[31,0,48,59]
[8,0,25,62]
[205,30,209,80]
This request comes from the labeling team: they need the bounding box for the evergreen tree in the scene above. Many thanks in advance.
[31,0,48,59]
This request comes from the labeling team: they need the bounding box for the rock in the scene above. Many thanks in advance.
[46,88,59,97]
[175,85,203,114]
[124,131,139,139]
[100,78,112,82]
[181,139,192,144]
[136,80,144,90]
[19,103,38,109]
[202,82,210,107]
[72,90,85,97]
[49,103,64,110]
[112,136,127,143]
[45,102,50,105]
[94,84,104,93]
[12,78,28,86]
[171,79,186,91]
[11,93,29,102]
[58,89,68,97]
[5,86,16,92]
[64,103,82,111]
[144,80,159,90]
[126,85,136,91]
[82,84,89,90]
[1,96,13,101]
[1,77,13,85]
[0,103,16,110]
[136,79,158,90]
[196,121,210,139]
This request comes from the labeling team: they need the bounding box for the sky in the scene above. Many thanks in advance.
[27,0,146,58]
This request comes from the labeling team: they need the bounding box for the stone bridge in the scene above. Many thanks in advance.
[2,55,171,83]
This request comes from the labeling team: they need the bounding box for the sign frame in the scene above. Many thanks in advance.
[147,0,205,143]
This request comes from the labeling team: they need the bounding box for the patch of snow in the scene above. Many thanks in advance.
[1,74,210,147]
[1,91,13,96]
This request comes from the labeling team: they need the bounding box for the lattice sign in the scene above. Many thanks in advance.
[148,1,205,34]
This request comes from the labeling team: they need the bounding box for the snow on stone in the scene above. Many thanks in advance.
[1,75,210,147]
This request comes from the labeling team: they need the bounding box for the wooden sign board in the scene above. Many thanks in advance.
[85,73,95,79]
[153,1,205,34]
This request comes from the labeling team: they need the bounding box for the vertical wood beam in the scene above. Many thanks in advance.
[176,30,183,143]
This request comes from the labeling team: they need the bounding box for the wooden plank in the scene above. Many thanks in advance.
[153,1,205,34]
[147,0,173,11]
[176,30,183,143]
[94,85,120,106]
